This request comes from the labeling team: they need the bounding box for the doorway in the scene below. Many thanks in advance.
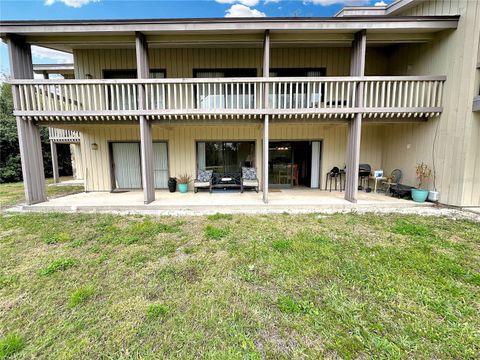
[110,142,169,190]
[268,141,321,188]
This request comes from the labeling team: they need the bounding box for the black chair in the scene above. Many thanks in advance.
[325,166,341,192]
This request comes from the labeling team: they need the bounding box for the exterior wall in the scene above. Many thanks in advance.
[73,47,387,79]
[77,123,383,192]
[382,0,480,206]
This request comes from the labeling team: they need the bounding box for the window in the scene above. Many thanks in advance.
[194,69,257,109]
[270,68,326,108]
[197,141,255,174]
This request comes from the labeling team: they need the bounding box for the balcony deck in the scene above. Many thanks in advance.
[11,76,445,122]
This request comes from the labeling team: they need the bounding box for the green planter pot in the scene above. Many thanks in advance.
[411,188,429,203]
[178,183,189,193]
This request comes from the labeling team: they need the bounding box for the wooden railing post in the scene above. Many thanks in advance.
[345,30,366,203]
[7,34,47,205]
[136,32,155,204]
[262,30,270,204]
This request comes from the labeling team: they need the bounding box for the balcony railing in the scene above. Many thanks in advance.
[11,76,445,120]
[48,128,80,143]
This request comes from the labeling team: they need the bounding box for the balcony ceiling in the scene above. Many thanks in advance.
[1,16,458,53]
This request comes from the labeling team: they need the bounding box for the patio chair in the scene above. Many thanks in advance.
[194,169,213,193]
[241,167,259,193]
[382,169,402,194]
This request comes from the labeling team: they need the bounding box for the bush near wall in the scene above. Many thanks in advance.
[0,83,72,183]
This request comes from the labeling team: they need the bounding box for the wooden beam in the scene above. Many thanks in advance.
[262,29,270,204]
[345,29,366,203]
[50,141,59,184]
[7,34,47,205]
[136,31,155,204]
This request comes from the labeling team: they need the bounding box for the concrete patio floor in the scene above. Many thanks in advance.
[12,188,435,215]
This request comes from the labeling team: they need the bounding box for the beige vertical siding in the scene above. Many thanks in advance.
[74,46,390,79]
[381,0,480,206]
[77,123,383,192]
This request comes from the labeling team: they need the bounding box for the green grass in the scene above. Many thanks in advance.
[146,303,170,320]
[0,177,83,208]
[0,212,478,359]
[0,333,25,359]
[39,258,77,276]
[68,285,95,308]
[204,224,229,240]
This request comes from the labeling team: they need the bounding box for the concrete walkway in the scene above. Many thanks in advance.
[7,189,445,216]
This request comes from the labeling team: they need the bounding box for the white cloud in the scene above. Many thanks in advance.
[264,0,281,4]
[44,0,99,8]
[225,4,266,17]
[374,1,387,6]
[31,46,73,64]
[216,0,259,6]
[305,0,370,5]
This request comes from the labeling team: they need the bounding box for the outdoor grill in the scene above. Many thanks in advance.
[358,164,371,190]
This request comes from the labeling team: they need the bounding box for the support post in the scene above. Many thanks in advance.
[262,30,270,204]
[136,31,155,204]
[50,141,59,184]
[345,30,366,203]
[7,34,47,205]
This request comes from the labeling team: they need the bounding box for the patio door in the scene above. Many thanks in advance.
[111,142,142,189]
[153,142,169,189]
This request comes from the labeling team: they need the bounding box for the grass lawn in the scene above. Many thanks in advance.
[0,177,83,209]
[0,212,478,359]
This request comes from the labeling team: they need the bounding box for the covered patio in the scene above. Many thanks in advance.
[17,189,432,214]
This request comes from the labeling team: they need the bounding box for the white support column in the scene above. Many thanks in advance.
[345,30,366,203]
[262,30,270,204]
[50,141,59,184]
[7,34,47,205]
[136,31,155,204]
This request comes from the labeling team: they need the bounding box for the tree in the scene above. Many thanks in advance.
[0,82,72,183]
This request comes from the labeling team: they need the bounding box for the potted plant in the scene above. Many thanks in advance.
[177,173,192,193]
[411,162,432,203]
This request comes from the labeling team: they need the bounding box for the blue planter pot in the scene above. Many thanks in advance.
[178,183,189,193]
[411,188,429,203]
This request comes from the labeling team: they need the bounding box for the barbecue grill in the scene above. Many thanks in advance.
[358,164,371,190]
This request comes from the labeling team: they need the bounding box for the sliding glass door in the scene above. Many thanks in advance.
[197,141,255,174]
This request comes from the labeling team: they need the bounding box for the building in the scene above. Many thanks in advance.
[1,0,479,207]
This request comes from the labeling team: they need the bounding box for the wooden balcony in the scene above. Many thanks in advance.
[48,128,80,143]
[11,76,446,122]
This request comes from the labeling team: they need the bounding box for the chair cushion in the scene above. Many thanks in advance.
[194,181,210,187]
[197,169,213,182]
[242,167,257,180]
[243,179,258,187]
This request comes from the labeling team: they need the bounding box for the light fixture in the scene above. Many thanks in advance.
[91,143,98,150]
[85,74,93,79]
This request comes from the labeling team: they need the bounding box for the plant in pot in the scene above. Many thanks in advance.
[411,162,432,203]
[177,173,192,193]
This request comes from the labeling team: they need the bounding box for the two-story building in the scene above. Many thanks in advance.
[1,0,479,208]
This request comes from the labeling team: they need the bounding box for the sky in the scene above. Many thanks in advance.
[0,0,392,75]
